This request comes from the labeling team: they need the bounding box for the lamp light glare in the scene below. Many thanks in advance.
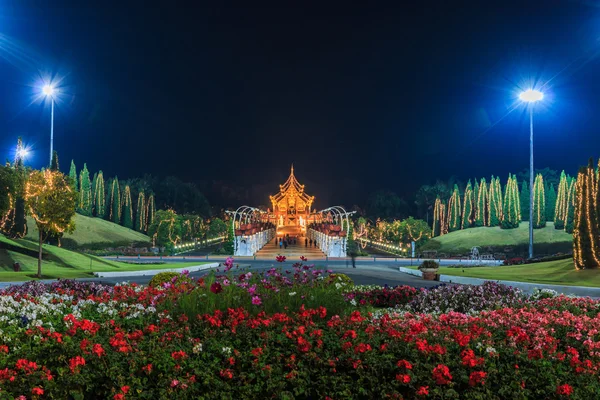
[519,89,543,103]
[42,84,56,96]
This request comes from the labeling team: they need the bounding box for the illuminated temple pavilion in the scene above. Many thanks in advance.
[269,165,315,236]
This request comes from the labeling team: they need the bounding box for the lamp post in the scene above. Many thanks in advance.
[519,89,543,259]
[42,84,57,166]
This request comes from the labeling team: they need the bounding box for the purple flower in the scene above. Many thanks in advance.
[251,296,262,306]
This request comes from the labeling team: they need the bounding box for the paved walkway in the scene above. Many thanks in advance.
[255,236,325,258]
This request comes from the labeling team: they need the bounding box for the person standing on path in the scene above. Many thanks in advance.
[279,239,283,249]
[305,238,308,247]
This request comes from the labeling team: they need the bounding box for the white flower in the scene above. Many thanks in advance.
[193,342,203,354]
[222,347,232,355]
[486,346,497,354]
[350,299,357,306]
[289,292,297,296]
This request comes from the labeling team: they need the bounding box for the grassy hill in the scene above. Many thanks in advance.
[421,222,572,256]
[26,214,151,249]
[0,235,203,281]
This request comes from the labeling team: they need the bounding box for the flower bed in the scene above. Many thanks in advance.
[0,259,599,398]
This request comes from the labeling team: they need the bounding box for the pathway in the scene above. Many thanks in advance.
[255,236,325,258]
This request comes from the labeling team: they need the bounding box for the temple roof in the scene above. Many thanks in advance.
[270,165,315,206]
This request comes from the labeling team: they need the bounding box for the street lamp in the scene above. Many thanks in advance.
[42,83,57,166]
[519,89,543,260]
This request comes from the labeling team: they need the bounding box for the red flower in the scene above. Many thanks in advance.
[557,384,573,396]
[251,347,263,357]
[142,363,152,374]
[121,386,130,394]
[0,345,8,353]
[32,387,44,395]
[114,395,124,400]
[171,350,187,360]
[395,374,411,384]
[276,255,287,262]
[432,364,452,385]
[69,356,86,374]
[416,386,429,396]
[300,256,307,261]
[210,282,223,294]
[397,360,413,370]
[220,369,234,379]
[92,343,105,357]
[468,371,487,386]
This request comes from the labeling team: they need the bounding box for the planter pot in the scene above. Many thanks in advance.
[420,268,439,281]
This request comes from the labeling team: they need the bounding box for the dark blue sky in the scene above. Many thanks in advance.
[1,1,600,207]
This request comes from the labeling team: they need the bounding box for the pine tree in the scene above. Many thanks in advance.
[546,183,556,222]
[447,185,461,232]
[565,176,576,234]
[122,185,133,229]
[520,180,529,221]
[91,173,97,213]
[475,178,488,226]
[554,171,568,229]
[532,173,546,229]
[68,160,78,191]
[145,193,156,232]
[50,151,59,171]
[135,191,146,232]
[473,180,480,225]
[488,176,503,226]
[501,174,520,229]
[432,197,447,236]
[573,158,600,269]
[109,177,121,224]
[514,175,521,221]
[94,171,106,218]
[78,163,92,216]
[461,180,474,229]
[4,138,27,238]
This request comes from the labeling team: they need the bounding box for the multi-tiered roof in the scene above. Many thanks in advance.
[270,165,314,212]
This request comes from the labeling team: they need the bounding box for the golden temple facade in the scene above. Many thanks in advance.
[269,165,315,232]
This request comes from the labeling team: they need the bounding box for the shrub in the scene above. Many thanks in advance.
[419,259,439,270]
[326,273,354,288]
[530,288,558,300]
[149,272,192,288]
[344,285,418,308]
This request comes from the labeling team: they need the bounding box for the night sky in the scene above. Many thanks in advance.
[1,1,600,208]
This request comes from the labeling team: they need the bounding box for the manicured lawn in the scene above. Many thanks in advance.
[0,235,205,281]
[422,222,572,254]
[25,214,151,248]
[410,258,600,287]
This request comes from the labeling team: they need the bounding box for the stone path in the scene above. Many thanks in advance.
[256,236,325,259]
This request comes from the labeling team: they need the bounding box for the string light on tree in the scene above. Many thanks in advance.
[461,180,474,229]
[573,158,600,269]
[135,191,146,232]
[476,177,488,227]
[447,184,461,232]
[554,171,568,230]
[532,173,546,228]
[94,171,105,218]
[121,185,133,229]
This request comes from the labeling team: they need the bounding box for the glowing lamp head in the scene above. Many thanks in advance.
[42,84,56,97]
[16,149,29,159]
[519,89,543,103]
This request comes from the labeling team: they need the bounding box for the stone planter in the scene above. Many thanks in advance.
[420,268,439,281]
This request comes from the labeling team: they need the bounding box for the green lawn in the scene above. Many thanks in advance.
[0,235,205,281]
[410,258,600,287]
[26,214,151,248]
[422,222,572,254]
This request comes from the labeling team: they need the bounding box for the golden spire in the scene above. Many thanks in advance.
[291,163,294,176]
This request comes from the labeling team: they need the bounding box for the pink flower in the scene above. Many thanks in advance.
[210,282,223,294]
[276,255,287,262]
[170,379,180,388]
[252,296,262,306]
[300,256,307,261]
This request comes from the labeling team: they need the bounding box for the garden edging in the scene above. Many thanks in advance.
[93,263,219,278]
[398,266,600,297]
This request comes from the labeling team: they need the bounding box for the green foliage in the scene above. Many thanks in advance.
[108,177,121,224]
[223,221,234,254]
[149,271,192,287]
[501,174,520,229]
[573,158,600,269]
[565,177,576,234]
[325,273,354,287]
[50,151,59,171]
[93,171,106,218]
[68,160,77,191]
[208,217,228,238]
[488,176,503,227]
[461,180,474,229]
[366,190,409,220]
[78,163,92,216]
[419,259,440,270]
[24,170,77,277]
[546,182,556,222]
[520,180,529,221]
[148,209,182,253]
[432,196,446,237]
[447,184,461,231]
[145,193,156,231]
[532,173,546,229]
[135,191,146,232]
[0,165,17,219]
[121,185,133,229]
[554,171,568,230]
[475,178,487,227]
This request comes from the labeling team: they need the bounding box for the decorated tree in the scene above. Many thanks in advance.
[50,151,59,171]
[91,172,97,212]
[475,178,488,226]
[78,163,92,216]
[145,193,156,231]
[546,183,556,222]
[24,170,77,278]
[532,173,546,228]
[0,165,18,234]
[400,217,431,247]
[447,185,461,232]
[208,217,228,239]
[501,174,520,229]
[135,191,146,232]
[68,160,78,191]
[488,176,503,227]
[565,176,576,234]
[520,180,529,221]
[121,185,133,229]
[93,171,106,217]
[109,177,121,224]
[432,196,447,237]
[4,138,28,238]
[573,158,600,269]
[148,209,182,254]
[461,180,474,229]
[554,171,568,229]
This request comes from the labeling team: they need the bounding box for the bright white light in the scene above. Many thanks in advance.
[519,89,543,103]
[16,148,29,159]
[42,84,56,96]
